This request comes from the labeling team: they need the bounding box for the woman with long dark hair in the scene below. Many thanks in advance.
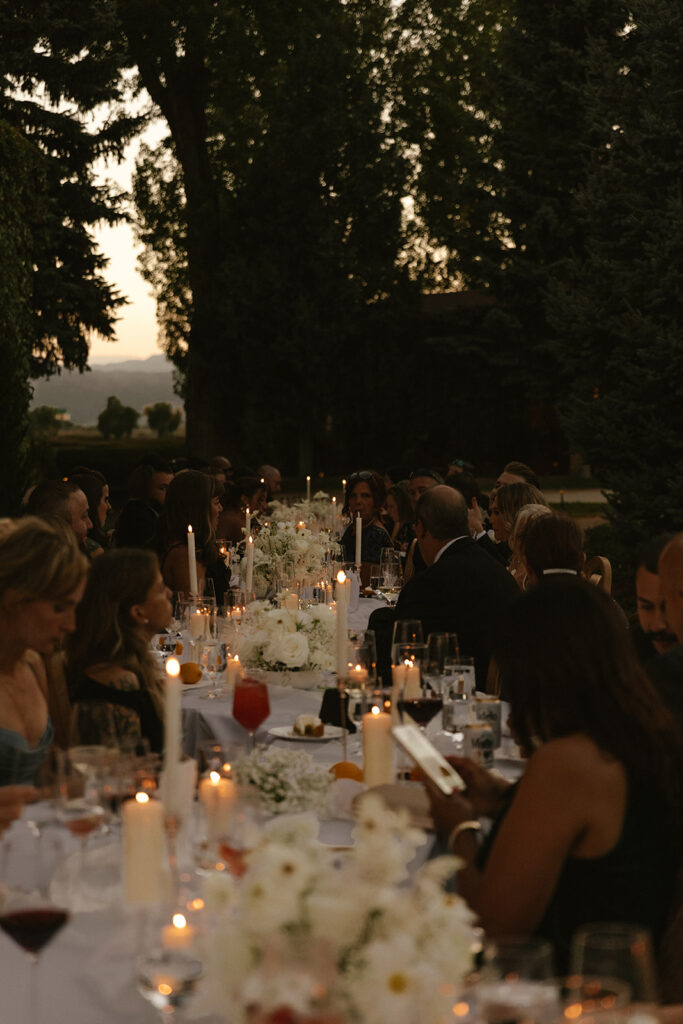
[67,549,172,753]
[155,470,229,600]
[427,577,681,969]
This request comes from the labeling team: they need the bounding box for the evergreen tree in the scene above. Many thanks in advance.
[547,0,683,544]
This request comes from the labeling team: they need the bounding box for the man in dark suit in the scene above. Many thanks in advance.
[369,486,519,689]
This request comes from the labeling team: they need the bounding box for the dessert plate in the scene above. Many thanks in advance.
[268,725,345,742]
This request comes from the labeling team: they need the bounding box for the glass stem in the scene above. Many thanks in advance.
[28,957,39,1024]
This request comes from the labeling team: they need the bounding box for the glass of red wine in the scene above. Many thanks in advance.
[232,671,271,751]
[0,835,70,1024]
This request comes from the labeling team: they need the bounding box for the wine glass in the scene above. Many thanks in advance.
[377,548,402,604]
[570,922,659,1002]
[443,655,476,696]
[57,752,106,880]
[0,828,70,1024]
[233,671,271,751]
[472,937,559,1024]
[423,632,459,695]
[136,948,203,1022]
[391,619,424,658]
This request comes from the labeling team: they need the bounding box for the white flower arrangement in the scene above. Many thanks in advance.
[233,747,331,816]
[197,796,476,1024]
[234,600,336,673]
[240,520,329,592]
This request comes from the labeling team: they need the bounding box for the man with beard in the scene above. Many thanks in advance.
[630,535,677,664]
[648,534,683,727]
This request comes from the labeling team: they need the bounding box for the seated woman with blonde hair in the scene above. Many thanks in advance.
[508,504,553,589]
[0,517,87,784]
[67,549,173,753]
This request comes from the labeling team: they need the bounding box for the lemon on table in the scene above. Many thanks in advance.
[179,661,202,684]
[329,761,363,782]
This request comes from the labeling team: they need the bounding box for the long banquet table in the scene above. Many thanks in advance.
[0,597,524,1023]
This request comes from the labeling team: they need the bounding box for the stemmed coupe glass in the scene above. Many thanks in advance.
[232,671,271,751]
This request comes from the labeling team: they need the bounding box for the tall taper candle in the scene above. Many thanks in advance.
[244,506,251,541]
[164,657,182,816]
[355,514,362,569]
[306,475,311,502]
[187,525,198,596]
[335,570,349,678]
[246,535,254,596]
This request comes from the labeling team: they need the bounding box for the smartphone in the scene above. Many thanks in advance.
[392,723,466,795]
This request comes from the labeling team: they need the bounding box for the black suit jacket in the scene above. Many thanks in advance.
[369,536,520,688]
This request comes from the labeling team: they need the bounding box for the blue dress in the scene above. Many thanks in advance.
[0,719,54,785]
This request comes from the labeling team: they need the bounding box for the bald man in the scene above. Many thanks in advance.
[369,486,519,687]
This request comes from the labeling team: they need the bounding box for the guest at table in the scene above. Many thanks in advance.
[426,577,681,972]
[259,464,282,499]
[155,470,229,601]
[115,455,174,549]
[217,476,269,544]
[648,534,683,728]
[0,518,87,785]
[489,482,549,567]
[630,534,677,665]
[384,482,414,552]
[68,467,111,557]
[507,504,554,588]
[26,479,93,555]
[369,486,519,687]
[67,549,172,754]
[490,459,541,495]
[520,512,584,584]
[403,468,444,580]
[341,471,392,570]
[446,471,505,565]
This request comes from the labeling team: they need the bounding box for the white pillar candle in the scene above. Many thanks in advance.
[244,506,251,541]
[349,664,368,687]
[355,514,362,569]
[306,475,311,502]
[335,571,349,678]
[245,535,254,595]
[225,654,242,687]
[282,591,299,610]
[198,771,236,843]
[122,792,165,905]
[163,658,182,816]
[162,912,196,951]
[362,707,394,787]
[189,610,208,640]
[187,525,198,596]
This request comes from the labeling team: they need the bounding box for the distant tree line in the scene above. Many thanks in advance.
[1,0,682,549]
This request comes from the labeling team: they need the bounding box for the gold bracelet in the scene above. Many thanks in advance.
[447,819,481,853]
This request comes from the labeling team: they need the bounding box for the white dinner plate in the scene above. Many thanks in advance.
[268,725,345,742]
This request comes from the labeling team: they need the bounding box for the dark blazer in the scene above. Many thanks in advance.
[370,536,520,688]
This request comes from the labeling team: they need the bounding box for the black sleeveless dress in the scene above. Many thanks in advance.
[478,776,678,971]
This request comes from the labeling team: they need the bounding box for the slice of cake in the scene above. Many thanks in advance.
[292,715,325,737]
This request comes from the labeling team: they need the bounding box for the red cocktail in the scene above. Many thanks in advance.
[233,675,270,749]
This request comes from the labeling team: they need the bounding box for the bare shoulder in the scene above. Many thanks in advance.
[522,735,624,794]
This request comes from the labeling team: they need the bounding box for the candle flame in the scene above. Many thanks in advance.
[342,479,347,486]
[159,983,173,996]
[260,477,265,484]
[166,657,181,678]
[306,475,311,481]
[172,913,187,929]
[234,654,240,662]
[403,659,412,668]
[332,497,336,504]
[187,525,193,534]
[248,535,253,544]
[246,506,250,515]
[209,770,221,784]
[189,898,204,911]
[371,706,381,716]
[355,664,362,671]
[336,570,346,584]
[135,792,150,804]
[223,762,231,773]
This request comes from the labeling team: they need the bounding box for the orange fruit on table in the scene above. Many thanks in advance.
[179,661,202,684]
[329,761,363,782]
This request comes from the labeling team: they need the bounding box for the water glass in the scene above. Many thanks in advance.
[424,632,459,694]
[483,936,556,981]
[444,655,476,696]
[442,692,472,746]
[570,923,659,1002]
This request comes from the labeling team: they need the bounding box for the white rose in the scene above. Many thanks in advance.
[264,632,310,668]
